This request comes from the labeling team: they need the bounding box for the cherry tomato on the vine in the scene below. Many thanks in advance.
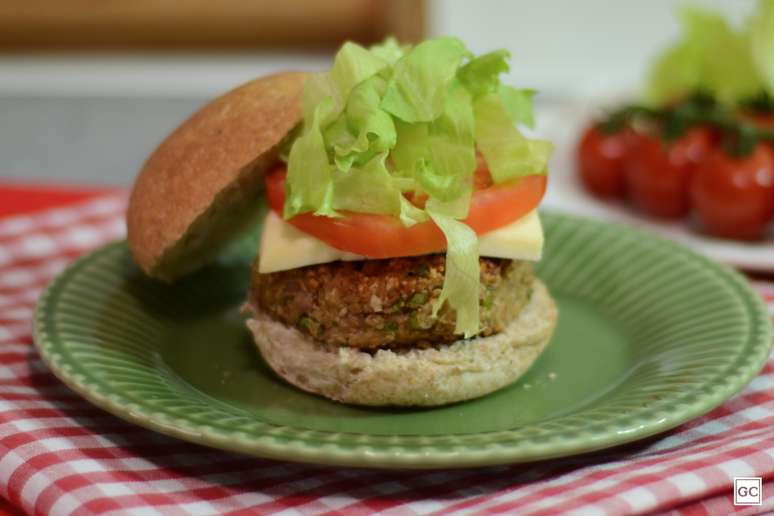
[741,111,774,131]
[690,144,774,240]
[624,127,714,218]
[577,124,633,199]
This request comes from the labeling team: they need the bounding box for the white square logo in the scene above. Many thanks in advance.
[734,477,762,506]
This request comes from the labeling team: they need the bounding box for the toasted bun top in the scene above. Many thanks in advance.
[127,71,307,281]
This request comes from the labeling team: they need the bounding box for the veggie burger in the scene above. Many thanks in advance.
[127,37,558,406]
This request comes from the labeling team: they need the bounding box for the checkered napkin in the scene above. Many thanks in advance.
[1,193,774,516]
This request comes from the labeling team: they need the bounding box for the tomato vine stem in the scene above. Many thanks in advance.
[598,91,774,157]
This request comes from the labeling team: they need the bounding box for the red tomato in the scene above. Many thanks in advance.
[690,144,774,240]
[741,112,774,131]
[577,125,632,198]
[624,128,714,219]
[743,113,774,153]
[264,165,546,258]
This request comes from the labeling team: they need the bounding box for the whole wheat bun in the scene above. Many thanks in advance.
[244,280,558,407]
[127,72,306,281]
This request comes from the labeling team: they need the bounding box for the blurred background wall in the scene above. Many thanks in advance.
[0,0,757,185]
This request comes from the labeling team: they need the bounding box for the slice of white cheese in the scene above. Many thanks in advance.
[478,210,543,261]
[258,210,543,273]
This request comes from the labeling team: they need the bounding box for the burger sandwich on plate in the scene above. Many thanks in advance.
[126,37,558,407]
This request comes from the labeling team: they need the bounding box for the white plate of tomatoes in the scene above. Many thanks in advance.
[539,97,774,272]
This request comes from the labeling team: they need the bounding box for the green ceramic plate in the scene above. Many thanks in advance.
[33,212,772,469]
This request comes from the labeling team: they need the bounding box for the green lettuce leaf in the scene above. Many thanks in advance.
[369,37,407,65]
[322,115,358,171]
[427,198,480,338]
[303,41,388,123]
[331,152,403,215]
[457,50,536,128]
[330,76,396,171]
[392,80,476,203]
[646,6,765,104]
[346,77,395,153]
[381,37,471,122]
[399,196,429,226]
[390,119,427,180]
[284,99,337,219]
[473,92,551,181]
[750,0,774,92]
[458,49,511,98]
[499,86,536,128]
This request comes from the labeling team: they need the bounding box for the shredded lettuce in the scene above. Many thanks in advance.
[474,93,552,182]
[284,99,336,219]
[458,49,511,98]
[369,37,409,65]
[381,37,470,123]
[329,76,396,171]
[330,152,402,215]
[303,42,387,124]
[647,1,773,105]
[284,37,551,337]
[458,50,536,128]
[499,86,536,129]
[427,199,480,338]
[392,80,476,203]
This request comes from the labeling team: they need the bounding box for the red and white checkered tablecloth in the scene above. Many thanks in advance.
[1,190,774,516]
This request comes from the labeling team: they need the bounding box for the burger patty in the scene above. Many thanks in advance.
[249,255,535,350]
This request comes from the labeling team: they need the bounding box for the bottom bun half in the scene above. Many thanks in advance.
[245,280,558,407]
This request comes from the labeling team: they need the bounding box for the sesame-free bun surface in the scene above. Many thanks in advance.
[245,280,558,407]
[127,72,306,281]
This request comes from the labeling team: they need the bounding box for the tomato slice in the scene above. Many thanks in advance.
[265,165,546,258]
